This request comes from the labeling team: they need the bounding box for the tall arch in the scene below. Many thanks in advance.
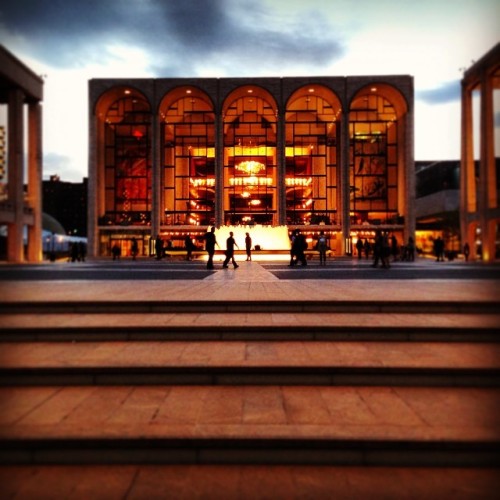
[159,86,215,227]
[94,86,152,231]
[348,84,409,230]
[222,85,278,225]
[285,85,342,226]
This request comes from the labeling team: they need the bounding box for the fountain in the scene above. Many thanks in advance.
[214,225,290,251]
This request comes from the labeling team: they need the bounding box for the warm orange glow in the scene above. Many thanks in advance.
[285,178,312,187]
[285,146,312,156]
[215,225,291,250]
[230,176,272,186]
[236,160,266,175]
[190,147,215,157]
[190,178,215,187]
[228,146,271,156]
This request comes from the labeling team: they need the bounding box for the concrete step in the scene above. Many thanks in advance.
[1,299,499,314]
[0,385,499,466]
[1,464,499,499]
[1,341,499,387]
[1,312,499,342]
[3,365,499,387]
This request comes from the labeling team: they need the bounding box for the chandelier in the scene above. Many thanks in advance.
[235,160,265,175]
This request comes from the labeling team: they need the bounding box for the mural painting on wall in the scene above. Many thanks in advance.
[116,147,148,209]
[354,156,387,200]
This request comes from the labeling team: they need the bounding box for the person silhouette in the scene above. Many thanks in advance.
[463,242,470,262]
[222,231,239,268]
[245,232,252,261]
[317,231,328,266]
[155,234,163,260]
[204,226,219,269]
[131,238,138,260]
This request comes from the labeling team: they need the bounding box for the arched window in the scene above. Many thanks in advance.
[349,85,407,225]
[286,86,341,225]
[222,86,277,225]
[160,87,215,226]
[99,88,152,226]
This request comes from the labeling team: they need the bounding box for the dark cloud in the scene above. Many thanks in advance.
[416,80,460,104]
[0,0,344,74]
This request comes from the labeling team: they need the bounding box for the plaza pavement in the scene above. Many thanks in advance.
[0,257,499,498]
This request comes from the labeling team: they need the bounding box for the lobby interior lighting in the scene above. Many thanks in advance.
[235,160,265,175]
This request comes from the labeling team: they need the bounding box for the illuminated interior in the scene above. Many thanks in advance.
[161,87,215,226]
[223,86,278,225]
[92,77,412,257]
[286,86,340,225]
[100,88,152,226]
[349,85,406,226]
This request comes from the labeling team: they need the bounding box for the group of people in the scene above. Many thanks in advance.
[355,233,416,265]
[289,229,309,267]
[203,227,253,269]
[119,229,470,268]
[69,241,86,262]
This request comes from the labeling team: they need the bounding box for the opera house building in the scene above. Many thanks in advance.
[88,76,414,257]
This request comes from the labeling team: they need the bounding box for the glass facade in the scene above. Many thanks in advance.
[90,77,414,257]
[349,93,399,225]
[161,87,216,227]
[223,87,277,225]
[286,87,340,225]
[103,94,152,226]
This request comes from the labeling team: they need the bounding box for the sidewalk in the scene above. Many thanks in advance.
[1,260,499,304]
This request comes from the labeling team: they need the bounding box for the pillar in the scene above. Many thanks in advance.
[7,89,25,263]
[151,112,161,237]
[215,108,224,227]
[478,73,495,261]
[460,80,476,257]
[276,105,286,226]
[27,102,42,262]
[87,102,97,258]
[340,107,350,255]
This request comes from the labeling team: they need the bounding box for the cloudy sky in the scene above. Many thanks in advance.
[1,0,499,182]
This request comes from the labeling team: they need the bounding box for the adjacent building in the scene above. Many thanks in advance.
[415,160,460,255]
[43,175,88,237]
[461,42,500,261]
[88,76,415,257]
[0,45,43,262]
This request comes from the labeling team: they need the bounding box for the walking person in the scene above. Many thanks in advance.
[381,232,391,268]
[355,237,363,259]
[245,232,252,261]
[204,226,219,269]
[289,229,298,266]
[131,238,138,260]
[223,231,239,269]
[111,242,121,260]
[434,236,445,262]
[463,242,470,262]
[371,230,383,268]
[364,239,371,259]
[184,234,195,261]
[293,230,308,266]
[155,234,164,260]
[70,242,79,262]
[317,230,328,266]
[390,234,399,262]
[78,241,86,262]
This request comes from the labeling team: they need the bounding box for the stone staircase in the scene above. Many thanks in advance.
[0,291,500,497]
